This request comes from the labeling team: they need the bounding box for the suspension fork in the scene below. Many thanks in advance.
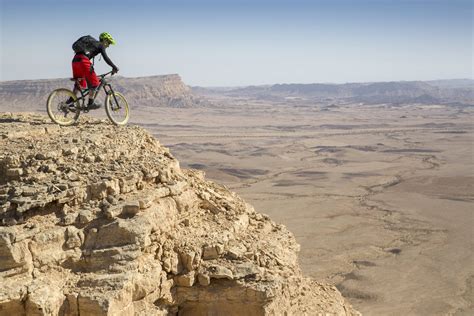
[103,83,120,108]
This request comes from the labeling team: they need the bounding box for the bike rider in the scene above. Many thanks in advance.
[70,32,119,109]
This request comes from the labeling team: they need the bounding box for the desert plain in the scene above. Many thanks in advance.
[126,94,473,315]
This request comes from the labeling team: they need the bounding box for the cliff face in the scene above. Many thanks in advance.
[111,75,198,107]
[0,74,199,111]
[0,113,359,315]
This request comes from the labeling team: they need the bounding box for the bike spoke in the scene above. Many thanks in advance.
[106,92,129,125]
[47,89,79,125]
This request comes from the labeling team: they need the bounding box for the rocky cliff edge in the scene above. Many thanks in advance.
[0,113,359,315]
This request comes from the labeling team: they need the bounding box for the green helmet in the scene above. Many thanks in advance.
[99,32,116,45]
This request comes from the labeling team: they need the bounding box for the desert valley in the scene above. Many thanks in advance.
[0,75,473,315]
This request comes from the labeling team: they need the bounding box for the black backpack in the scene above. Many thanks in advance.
[72,35,99,55]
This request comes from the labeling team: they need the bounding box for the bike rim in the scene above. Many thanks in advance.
[48,90,77,125]
[107,93,129,125]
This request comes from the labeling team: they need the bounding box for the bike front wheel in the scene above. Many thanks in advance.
[105,92,130,125]
[46,88,80,126]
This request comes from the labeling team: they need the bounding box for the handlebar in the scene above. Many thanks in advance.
[99,71,114,78]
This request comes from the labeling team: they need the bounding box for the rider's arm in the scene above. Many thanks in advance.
[100,45,118,71]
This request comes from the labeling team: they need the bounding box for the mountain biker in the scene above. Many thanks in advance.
[70,32,119,109]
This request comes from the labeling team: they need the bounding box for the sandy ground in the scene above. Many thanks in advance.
[6,97,473,315]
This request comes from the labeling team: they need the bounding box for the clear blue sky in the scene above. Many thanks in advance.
[0,0,472,86]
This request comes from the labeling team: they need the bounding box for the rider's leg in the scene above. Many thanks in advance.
[66,84,80,105]
[86,87,102,109]
[88,87,98,105]
[70,56,88,105]
[85,66,101,108]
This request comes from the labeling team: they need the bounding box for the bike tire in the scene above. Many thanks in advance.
[46,88,80,126]
[105,92,130,125]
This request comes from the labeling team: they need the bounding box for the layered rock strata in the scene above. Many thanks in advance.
[0,74,198,110]
[112,75,198,107]
[0,113,359,315]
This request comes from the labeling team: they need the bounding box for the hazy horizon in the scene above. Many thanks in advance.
[1,73,472,88]
[1,0,472,86]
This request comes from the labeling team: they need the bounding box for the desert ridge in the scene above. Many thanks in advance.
[0,74,200,111]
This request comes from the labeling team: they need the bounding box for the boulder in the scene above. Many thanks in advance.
[208,265,234,280]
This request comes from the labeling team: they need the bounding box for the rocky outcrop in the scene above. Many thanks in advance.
[0,113,359,315]
[0,74,199,111]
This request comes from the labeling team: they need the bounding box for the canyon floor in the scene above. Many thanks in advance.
[3,94,473,315]
[126,97,473,315]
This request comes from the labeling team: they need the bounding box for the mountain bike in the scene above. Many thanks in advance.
[46,71,130,126]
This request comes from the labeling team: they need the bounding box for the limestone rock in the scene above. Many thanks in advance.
[197,273,211,286]
[0,113,360,316]
[6,168,23,180]
[175,271,196,287]
[180,250,196,272]
[122,201,141,216]
[25,279,64,315]
[138,196,153,209]
[234,262,262,279]
[208,265,234,280]
[77,209,94,224]
[202,245,219,260]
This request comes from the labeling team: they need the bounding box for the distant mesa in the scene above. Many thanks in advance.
[0,74,200,110]
[193,79,474,106]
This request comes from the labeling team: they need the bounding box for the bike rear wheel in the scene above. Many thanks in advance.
[46,88,80,126]
[105,92,130,125]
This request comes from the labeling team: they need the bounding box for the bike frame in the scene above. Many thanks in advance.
[73,71,121,110]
